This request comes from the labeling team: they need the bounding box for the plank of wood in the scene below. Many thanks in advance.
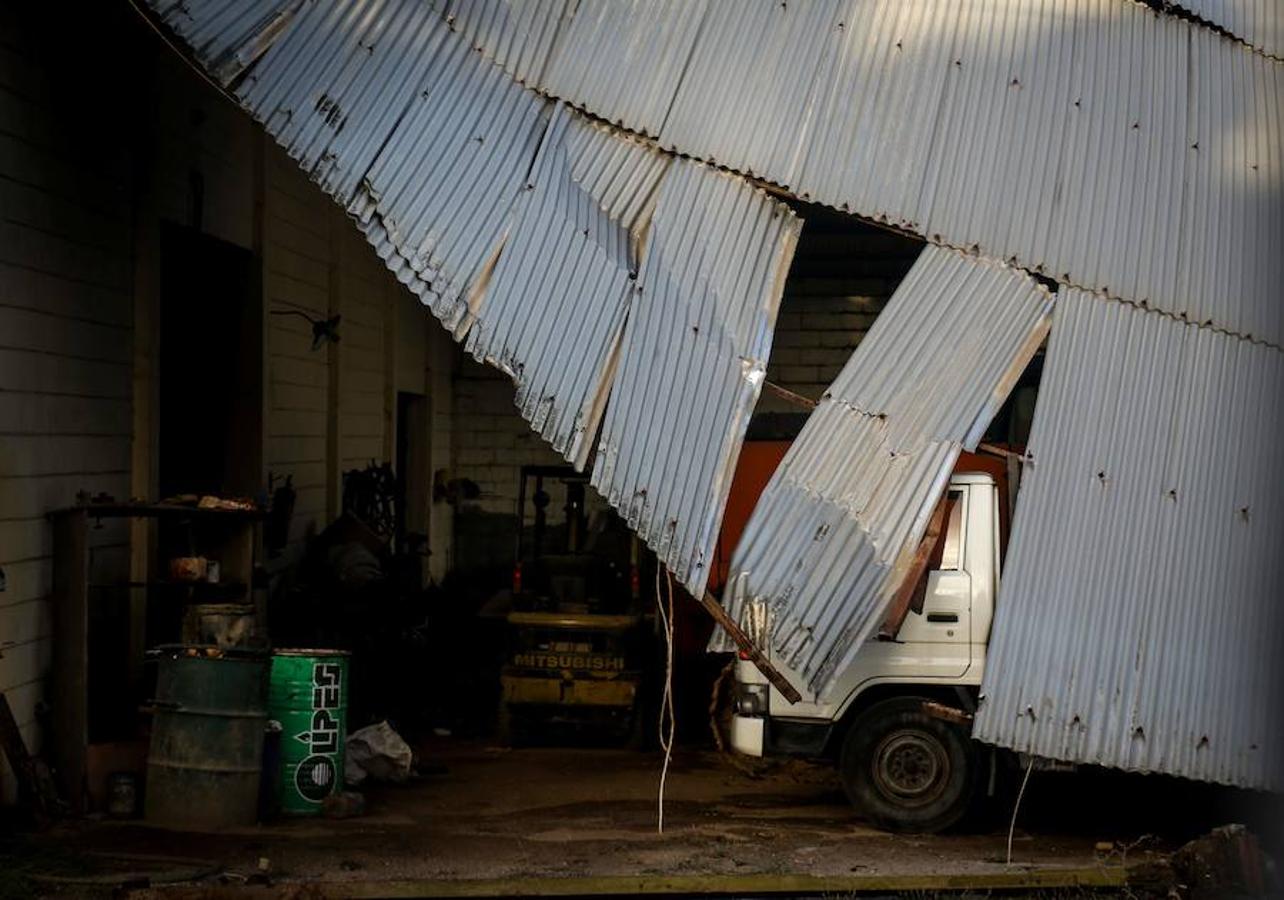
[699,591,802,704]
[879,493,953,641]
[0,688,59,822]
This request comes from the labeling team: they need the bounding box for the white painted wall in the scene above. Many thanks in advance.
[263,146,333,557]
[0,5,134,801]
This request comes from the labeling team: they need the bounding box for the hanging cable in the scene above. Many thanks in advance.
[1006,754,1036,865]
[654,565,676,834]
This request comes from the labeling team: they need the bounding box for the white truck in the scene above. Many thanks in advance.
[728,471,1004,833]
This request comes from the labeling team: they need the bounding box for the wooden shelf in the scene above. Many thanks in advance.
[49,502,265,522]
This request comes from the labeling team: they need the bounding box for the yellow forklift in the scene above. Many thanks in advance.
[497,466,651,745]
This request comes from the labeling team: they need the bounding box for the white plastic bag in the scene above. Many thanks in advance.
[345,720,412,786]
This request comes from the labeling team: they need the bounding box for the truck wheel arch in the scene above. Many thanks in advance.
[826,682,978,758]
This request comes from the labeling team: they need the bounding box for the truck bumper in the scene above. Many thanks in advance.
[729,714,765,757]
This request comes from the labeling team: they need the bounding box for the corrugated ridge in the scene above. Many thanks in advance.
[540,0,712,139]
[657,0,845,186]
[1168,0,1283,59]
[975,289,1284,790]
[443,0,578,87]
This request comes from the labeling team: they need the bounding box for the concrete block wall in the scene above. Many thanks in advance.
[760,210,923,414]
[451,358,567,517]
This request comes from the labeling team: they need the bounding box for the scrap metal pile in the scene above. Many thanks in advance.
[146,0,1282,790]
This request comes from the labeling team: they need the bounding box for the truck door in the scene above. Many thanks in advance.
[892,488,971,675]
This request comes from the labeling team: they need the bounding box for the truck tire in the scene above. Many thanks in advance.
[839,696,980,834]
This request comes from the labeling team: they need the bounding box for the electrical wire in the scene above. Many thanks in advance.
[1006,754,1036,865]
[654,565,676,834]
[125,0,240,101]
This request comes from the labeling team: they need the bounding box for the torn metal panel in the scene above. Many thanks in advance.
[342,19,552,332]
[464,105,670,469]
[722,247,1053,697]
[145,0,303,84]
[442,0,577,87]
[1172,0,1282,58]
[592,159,801,597]
[974,290,1284,791]
[657,0,844,186]
[540,0,711,139]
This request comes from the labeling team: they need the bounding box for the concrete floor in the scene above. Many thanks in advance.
[4,738,1211,896]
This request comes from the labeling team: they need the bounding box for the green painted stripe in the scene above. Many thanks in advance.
[131,865,1132,898]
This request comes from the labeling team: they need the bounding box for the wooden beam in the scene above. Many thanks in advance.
[699,591,802,704]
[762,380,817,410]
[879,494,952,641]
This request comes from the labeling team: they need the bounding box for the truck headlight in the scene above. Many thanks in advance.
[735,683,768,717]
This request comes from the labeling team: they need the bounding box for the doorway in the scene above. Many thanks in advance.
[158,223,262,498]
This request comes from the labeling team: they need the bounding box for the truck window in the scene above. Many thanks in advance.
[937,490,965,570]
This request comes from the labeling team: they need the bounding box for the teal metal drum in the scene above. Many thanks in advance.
[144,648,269,829]
[269,649,350,815]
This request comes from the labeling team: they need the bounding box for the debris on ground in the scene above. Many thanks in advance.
[345,721,413,786]
[1172,823,1276,899]
[321,791,366,819]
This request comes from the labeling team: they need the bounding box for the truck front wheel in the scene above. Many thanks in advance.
[838,696,980,833]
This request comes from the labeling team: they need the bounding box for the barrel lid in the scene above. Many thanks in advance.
[272,648,351,658]
[148,643,268,660]
[191,603,255,613]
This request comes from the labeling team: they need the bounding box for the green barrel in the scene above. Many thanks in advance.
[269,649,350,815]
[145,648,269,829]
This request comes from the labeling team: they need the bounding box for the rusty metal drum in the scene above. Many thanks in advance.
[144,647,269,829]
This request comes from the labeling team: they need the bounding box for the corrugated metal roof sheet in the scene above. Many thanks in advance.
[147,0,303,83]
[448,0,1280,347]
[721,246,1053,696]
[441,0,577,87]
[540,0,710,138]
[1176,24,1283,345]
[1172,0,1282,59]
[657,0,843,185]
[794,0,957,226]
[592,159,801,596]
[238,0,468,209]
[974,290,1284,791]
[464,104,670,469]
[916,0,1190,314]
[329,5,551,332]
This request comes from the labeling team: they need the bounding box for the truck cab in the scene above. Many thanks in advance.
[727,471,1002,833]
